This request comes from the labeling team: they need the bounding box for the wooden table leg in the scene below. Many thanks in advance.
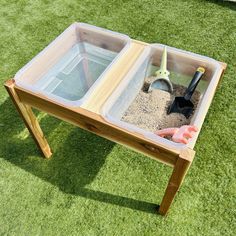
[158,148,195,215]
[4,80,52,158]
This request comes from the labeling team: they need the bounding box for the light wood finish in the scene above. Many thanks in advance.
[13,83,180,166]
[158,148,195,215]
[81,41,146,113]
[4,38,227,215]
[4,80,52,158]
[218,62,227,86]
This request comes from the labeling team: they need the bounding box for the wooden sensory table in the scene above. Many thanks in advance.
[4,39,227,216]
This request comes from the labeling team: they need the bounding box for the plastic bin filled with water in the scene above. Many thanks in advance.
[35,42,118,101]
[14,23,131,106]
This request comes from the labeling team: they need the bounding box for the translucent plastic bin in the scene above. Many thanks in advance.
[14,22,131,106]
[101,44,222,149]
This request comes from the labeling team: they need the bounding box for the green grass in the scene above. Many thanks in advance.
[0,0,236,235]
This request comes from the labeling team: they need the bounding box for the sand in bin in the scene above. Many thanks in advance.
[121,76,201,133]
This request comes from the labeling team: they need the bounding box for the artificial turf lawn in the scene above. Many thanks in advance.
[0,0,236,235]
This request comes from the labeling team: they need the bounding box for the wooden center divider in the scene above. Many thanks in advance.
[81,40,148,113]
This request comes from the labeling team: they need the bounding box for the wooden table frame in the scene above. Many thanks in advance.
[4,40,227,216]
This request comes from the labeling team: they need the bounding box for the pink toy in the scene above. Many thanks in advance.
[155,125,198,144]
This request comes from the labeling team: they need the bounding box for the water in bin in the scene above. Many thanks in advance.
[35,42,118,101]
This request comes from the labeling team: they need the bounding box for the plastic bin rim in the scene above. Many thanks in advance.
[150,43,222,68]
[14,22,131,82]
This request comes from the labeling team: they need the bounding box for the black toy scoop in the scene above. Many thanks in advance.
[167,67,205,118]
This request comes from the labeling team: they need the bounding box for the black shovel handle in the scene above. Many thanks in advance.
[184,67,205,100]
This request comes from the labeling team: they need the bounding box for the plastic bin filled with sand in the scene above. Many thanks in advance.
[101,44,222,147]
